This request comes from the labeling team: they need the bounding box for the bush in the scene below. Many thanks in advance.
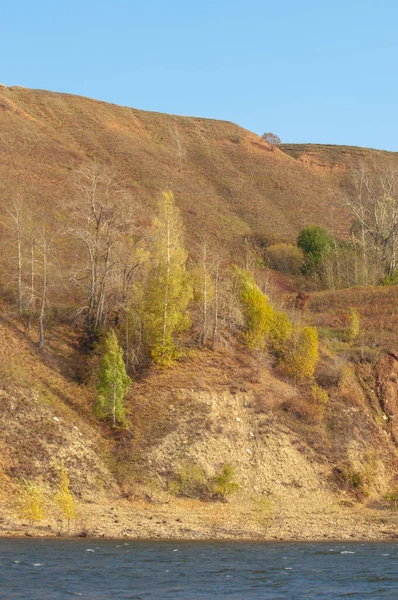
[269,310,293,356]
[311,383,329,406]
[266,244,303,274]
[385,485,398,510]
[210,464,239,500]
[334,464,372,499]
[280,326,319,381]
[56,464,76,532]
[170,462,239,501]
[381,270,398,286]
[176,462,207,498]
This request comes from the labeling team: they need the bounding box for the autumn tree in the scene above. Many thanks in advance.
[55,464,76,532]
[143,190,193,366]
[281,326,319,381]
[95,329,131,426]
[235,267,273,351]
[18,478,46,527]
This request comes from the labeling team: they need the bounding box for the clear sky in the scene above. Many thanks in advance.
[2,1,398,150]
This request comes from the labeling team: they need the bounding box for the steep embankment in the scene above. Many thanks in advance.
[1,308,398,540]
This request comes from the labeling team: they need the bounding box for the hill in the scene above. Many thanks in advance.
[1,85,398,540]
[1,84,390,252]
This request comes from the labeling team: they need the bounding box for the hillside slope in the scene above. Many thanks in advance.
[1,86,398,540]
[2,85,394,252]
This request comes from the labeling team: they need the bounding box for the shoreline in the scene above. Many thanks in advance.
[1,532,398,543]
[2,493,398,544]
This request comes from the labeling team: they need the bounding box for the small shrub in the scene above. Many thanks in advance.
[334,458,374,499]
[210,464,239,500]
[385,485,398,510]
[177,462,207,498]
[381,270,398,286]
[250,495,273,525]
[311,383,329,406]
[267,243,303,274]
[146,476,162,501]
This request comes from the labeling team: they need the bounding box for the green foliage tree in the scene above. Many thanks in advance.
[18,478,45,527]
[55,464,76,532]
[297,226,332,278]
[281,326,319,381]
[95,329,131,426]
[143,190,193,366]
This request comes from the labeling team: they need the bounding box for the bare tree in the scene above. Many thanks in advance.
[37,228,49,348]
[192,238,220,346]
[345,162,398,280]
[261,132,281,151]
[4,195,26,314]
[170,124,186,172]
[66,163,136,345]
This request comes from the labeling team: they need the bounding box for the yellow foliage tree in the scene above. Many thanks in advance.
[143,190,193,366]
[56,464,76,532]
[347,308,360,344]
[18,479,45,527]
[235,267,274,351]
[269,309,293,355]
[281,326,319,381]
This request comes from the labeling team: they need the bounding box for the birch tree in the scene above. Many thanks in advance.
[67,163,135,345]
[2,195,26,315]
[95,329,131,426]
[345,163,398,280]
[143,190,193,366]
[192,238,220,346]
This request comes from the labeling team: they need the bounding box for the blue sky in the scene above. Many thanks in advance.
[2,1,398,150]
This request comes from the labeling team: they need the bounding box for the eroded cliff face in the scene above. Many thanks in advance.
[292,152,348,174]
[376,352,398,444]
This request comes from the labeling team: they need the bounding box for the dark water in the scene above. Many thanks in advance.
[1,539,398,599]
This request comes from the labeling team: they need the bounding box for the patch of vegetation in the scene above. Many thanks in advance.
[169,462,239,502]
[333,457,375,500]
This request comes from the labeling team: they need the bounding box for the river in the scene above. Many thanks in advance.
[0,539,397,598]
